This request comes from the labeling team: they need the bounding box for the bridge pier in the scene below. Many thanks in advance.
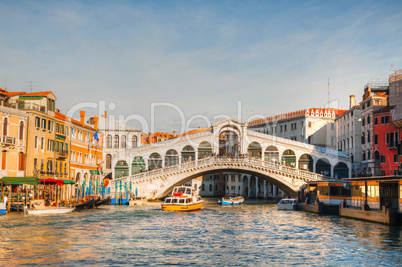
[263,180,267,199]
[255,177,259,199]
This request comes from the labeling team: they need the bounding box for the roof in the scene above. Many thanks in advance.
[20,91,56,99]
[248,108,346,127]
[173,127,212,138]
[71,118,96,131]
[373,105,395,115]
[55,112,70,122]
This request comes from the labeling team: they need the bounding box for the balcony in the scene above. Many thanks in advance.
[56,150,68,159]
[0,135,16,146]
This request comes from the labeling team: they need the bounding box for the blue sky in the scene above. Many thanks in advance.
[1,0,401,132]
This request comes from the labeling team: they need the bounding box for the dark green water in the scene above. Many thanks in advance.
[0,200,401,266]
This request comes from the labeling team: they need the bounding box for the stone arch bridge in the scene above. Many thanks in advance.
[110,118,351,199]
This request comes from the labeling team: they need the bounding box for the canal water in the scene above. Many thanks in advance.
[0,199,401,266]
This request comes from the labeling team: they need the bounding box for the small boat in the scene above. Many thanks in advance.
[277,198,297,210]
[95,196,110,207]
[87,197,101,209]
[27,207,75,215]
[0,201,6,215]
[73,198,95,210]
[162,186,203,211]
[128,196,147,206]
[218,195,244,205]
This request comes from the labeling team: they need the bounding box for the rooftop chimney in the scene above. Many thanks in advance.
[349,95,355,108]
[173,130,177,136]
[93,117,99,131]
[103,111,107,118]
[79,111,85,125]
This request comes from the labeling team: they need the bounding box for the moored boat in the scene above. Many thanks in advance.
[277,198,297,210]
[128,196,147,206]
[27,207,75,215]
[162,186,203,211]
[95,196,110,207]
[218,195,244,205]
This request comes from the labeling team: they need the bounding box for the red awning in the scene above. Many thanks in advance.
[39,179,64,186]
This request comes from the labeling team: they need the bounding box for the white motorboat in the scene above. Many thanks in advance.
[27,207,75,215]
[128,196,147,206]
[277,198,297,210]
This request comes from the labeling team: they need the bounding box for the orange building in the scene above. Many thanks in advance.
[70,111,103,191]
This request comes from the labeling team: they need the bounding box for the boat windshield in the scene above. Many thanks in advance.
[176,188,186,194]
[186,188,191,195]
[165,198,172,204]
[280,199,295,205]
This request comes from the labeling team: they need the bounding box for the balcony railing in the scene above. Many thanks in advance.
[55,150,68,158]
[0,135,16,146]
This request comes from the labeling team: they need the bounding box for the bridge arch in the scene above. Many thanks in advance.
[148,153,162,170]
[165,149,179,167]
[333,162,349,179]
[298,154,313,172]
[264,145,279,163]
[198,141,212,159]
[282,149,296,167]
[316,158,331,176]
[248,142,262,159]
[153,167,299,199]
[181,145,195,163]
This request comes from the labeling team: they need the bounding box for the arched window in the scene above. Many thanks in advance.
[132,136,137,148]
[18,152,25,171]
[106,154,112,169]
[121,135,126,148]
[114,135,119,148]
[107,135,112,148]
[3,118,8,136]
[19,121,24,140]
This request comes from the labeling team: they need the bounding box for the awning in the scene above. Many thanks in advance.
[39,179,64,186]
[0,177,39,186]
[62,180,76,184]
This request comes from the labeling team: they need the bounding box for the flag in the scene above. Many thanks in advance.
[93,130,99,141]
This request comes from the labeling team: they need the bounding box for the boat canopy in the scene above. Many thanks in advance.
[0,176,39,186]
[39,179,64,186]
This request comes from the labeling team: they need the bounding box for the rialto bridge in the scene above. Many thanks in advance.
[109,118,351,199]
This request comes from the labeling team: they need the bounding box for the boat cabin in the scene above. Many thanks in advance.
[303,180,352,205]
[344,176,402,212]
[172,186,194,197]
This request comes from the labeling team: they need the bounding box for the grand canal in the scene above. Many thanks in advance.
[1,200,401,266]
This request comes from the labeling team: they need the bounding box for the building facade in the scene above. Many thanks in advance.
[359,79,389,176]
[336,95,362,176]
[70,111,103,188]
[248,108,345,150]
[0,89,28,178]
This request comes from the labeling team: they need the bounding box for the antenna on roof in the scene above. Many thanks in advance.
[327,78,330,108]
[29,81,33,92]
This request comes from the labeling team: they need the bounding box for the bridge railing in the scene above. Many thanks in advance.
[115,156,328,182]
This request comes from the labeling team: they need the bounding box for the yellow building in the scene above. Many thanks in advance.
[70,111,103,191]
[0,88,28,178]
[17,91,59,180]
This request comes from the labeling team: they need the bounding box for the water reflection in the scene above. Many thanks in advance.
[0,202,400,266]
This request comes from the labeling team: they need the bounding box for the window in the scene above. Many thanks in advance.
[374,134,378,145]
[367,131,370,143]
[367,115,371,124]
[2,118,8,136]
[121,135,126,148]
[202,184,205,191]
[107,135,112,148]
[374,117,378,125]
[394,154,398,163]
[284,125,287,131]
[64,163,67,174]
[209,184,212,191]
[35,117,40,128]
[367,151,371,159]
[381,155,386,163]
[280,125,283,132]
[106,154,112,169]
[2,151,6,170]
[19,121,24,140]
[362,151,366,161]
[65,126,69,136]
[386,133,390,144]
[381,170,385,176]
[41,137,44,149]
[114,135,119,148]
[215,184,218,191]
[362,117,365,126]
[35,136,38,148]
[361,133,365,145]
[41,118,46,130]
[132,136,137,148]
[48,121,52,131]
